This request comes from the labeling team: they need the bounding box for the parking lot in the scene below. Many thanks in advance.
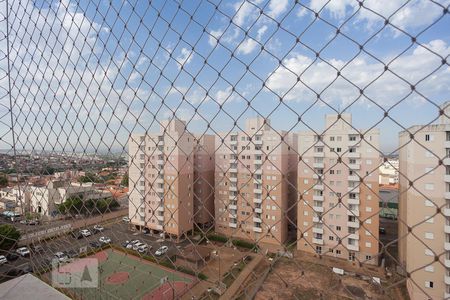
[0,219,188,283]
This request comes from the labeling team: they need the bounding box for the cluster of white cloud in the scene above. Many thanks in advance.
[266,39,450,106]
[309,0,449,31]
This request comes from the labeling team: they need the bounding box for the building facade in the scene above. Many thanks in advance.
[297,114,380,265]
[214,117,298,247]
[128,119,215,239]
[399,102,450,300]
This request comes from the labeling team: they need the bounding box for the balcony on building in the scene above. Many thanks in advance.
[229,203,237,210]
[313,206,324,213]
[313,147,325,158]
[253,226,262,232]
[255,207,262,214]
[313,183,324,191]
[229,222,238,228]
[313,162,324,169]
[254,135,263,145]
[313,195,324,201]
[254,197,262,204]
[312,234,324,245]
[348,185,360,193]
[254,155,263,165]
[229,185,238,192]
[312,216,322,223]
[346,240,359,251]
[348,174,360,182]
[312,226,323,234]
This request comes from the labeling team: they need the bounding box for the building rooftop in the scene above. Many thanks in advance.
[0,274,70,300]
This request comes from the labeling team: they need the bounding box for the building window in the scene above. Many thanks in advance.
[336,226,341,231]
[425,134,431,141]
[425,281,434,288]
[349,252,355,261]
[365,255,372,260]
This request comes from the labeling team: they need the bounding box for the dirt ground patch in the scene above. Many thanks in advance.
[106,271,129,285]
[254,257,389,300]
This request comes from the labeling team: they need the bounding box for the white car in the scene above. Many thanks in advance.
[80,229,92,237]
[132,242,145,251]
[126,240,141,249]
[99,236,111,244]
[138,244,150,253]
[122,216,130,223]
[16,247,30,257]
[0,255,7,265]
[93,225,104,232]
[54,251,68,262]
[155,246,169,256]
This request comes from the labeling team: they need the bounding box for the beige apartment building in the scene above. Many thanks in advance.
[297,114,380,265]
[214,117,298,247]
[399,102,450,300]
[128,119,215,239]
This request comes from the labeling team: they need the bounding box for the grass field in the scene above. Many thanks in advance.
[56,248,195,300]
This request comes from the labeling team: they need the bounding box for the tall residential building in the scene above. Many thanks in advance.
[214,117,298,247]
[398,102,450,300]
[193,135,215,228]
[128,119,215,239]
[297,114,380,265]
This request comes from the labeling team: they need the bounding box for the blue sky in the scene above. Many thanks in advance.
[1,0,449,154]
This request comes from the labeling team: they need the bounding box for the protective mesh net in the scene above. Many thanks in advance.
[0,0,449,299]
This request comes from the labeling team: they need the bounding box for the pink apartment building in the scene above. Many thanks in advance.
[297,114,380,265]
[128,119,214,240]
[399,102,450,300]
[214,117,298,247]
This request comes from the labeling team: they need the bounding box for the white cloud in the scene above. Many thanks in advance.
[257,25,268,40]
[266,40,450,107]
[208,29,224,47]
[309,0,449,31]
[267,0,289,18]
[238,38,259,54]
[176,48,193,69]
[233,0,263,27]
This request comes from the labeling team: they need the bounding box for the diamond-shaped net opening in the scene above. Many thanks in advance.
[0,0,449,299]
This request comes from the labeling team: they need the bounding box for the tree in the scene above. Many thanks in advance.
[121,172,128,187]
[0,174,7,188]
[95,198,120,213]
[58,196,84,215]
[0,224,21,251]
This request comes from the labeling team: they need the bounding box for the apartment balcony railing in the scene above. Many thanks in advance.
[313,195,324,201]
[312,238,324,245]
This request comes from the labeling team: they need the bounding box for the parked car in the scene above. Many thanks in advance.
[122,216,130,223]
[132,242,145,251]
[6,252,19,261]
[66,249,78,258]
[0,255,7,265]
[89,241,102,249]
[31,245,44,253]
[16,247,30,257]
[54,251,69,262]
[80,229,92,237]
[99,236,111,244]
[93,225,104,233]
[28,219,40,225]
[70,230,83,239]
[137,244,150,253]
[121,240,130,248]
[126,240,140,249]
[155,246,169,256]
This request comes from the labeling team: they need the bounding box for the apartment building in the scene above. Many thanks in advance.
[214,117,298,247]
[297,114,380,265]
[128,119,215,239]
[398,102,450,300]
[193,135,215,228]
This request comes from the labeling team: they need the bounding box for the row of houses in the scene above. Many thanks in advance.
[0,181,113,218]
